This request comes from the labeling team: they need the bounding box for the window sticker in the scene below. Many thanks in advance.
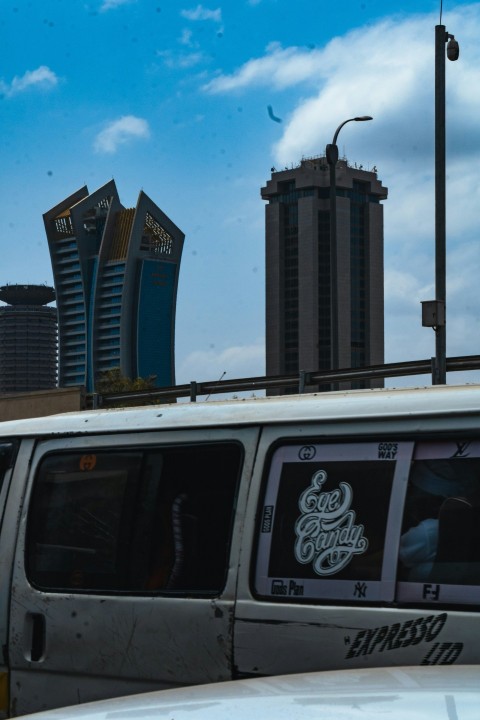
[79,454,97,471]
[294,469,368,576]
[255,442,412,601]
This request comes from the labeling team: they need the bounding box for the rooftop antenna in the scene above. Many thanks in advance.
[205,370,226,401]
[439,0,443,24]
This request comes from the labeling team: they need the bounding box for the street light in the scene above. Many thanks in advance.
[325,116,372,371]
[429,24,459,385]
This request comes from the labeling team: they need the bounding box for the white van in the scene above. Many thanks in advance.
[0,384,479,716]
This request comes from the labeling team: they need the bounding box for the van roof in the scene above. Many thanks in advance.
[1,383,480,439]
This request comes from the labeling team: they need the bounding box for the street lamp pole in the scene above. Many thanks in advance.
[433,24,459,384]
[325,116,372,371]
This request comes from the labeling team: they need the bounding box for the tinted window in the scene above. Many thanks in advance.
[396,440,480,606]
[27,442,242,595]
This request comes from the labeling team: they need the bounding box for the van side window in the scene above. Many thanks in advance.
[397,440,480,603]
[255,442,409,603]
[26,442,242,595]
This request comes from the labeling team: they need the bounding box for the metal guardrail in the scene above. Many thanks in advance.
[93,354,480,408]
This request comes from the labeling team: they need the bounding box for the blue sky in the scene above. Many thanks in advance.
[1,0,479,390]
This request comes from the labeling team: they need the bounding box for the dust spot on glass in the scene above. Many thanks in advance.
[47,171,53,176]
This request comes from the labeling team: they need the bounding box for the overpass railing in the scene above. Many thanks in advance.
[92,354,480,408]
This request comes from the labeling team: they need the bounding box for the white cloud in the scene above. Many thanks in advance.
[93,115,150,154]
[181,5,222,22]
[177,342,265,392]
[203,42,325,93]
[99,0,135,11]
[157,49,205,69]
[180,28,194,46]
[241,8,480,375]
[196,5,480,382]
[1,66,58,97]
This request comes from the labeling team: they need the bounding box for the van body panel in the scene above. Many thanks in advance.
[232,606,477,676]
[8,428,259,716]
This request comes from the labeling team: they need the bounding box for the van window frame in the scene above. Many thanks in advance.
[396,437,480,608]
[25,438,245,597]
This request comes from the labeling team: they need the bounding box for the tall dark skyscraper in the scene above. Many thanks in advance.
[44,180,184,392]
[0,284,57,393]
[262,157,387,390]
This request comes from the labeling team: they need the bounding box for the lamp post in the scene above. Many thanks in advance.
[432,25,459,384]
[325,116,372,371]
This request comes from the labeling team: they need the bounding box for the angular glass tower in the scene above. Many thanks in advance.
[44,180,184,392]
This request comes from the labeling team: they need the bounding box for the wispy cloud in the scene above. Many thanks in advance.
[177,341,265,390]
[180,28,195,46]
[156,49,205,69]
[203,42,324,93]
[99,0,136,11]
[0,66,59,97]
[93,115,150,154]
[181,5,222,23]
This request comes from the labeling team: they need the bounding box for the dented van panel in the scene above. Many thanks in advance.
[1,385,480,716]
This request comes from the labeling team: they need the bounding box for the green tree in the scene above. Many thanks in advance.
[96,368,157,395]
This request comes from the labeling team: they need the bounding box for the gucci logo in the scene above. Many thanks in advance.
[298,445,316,461]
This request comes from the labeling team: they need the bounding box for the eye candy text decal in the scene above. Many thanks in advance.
[294,469,368,576]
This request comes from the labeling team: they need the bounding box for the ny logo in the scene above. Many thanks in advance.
[354,582,367,598]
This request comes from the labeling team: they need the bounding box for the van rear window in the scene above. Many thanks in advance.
[26,442,242,595]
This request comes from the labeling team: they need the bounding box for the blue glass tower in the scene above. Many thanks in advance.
[44,180,184,392]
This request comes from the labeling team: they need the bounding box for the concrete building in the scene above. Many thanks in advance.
[44,180,184,392]
[0,284,57,393]
[262,157,387,390]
